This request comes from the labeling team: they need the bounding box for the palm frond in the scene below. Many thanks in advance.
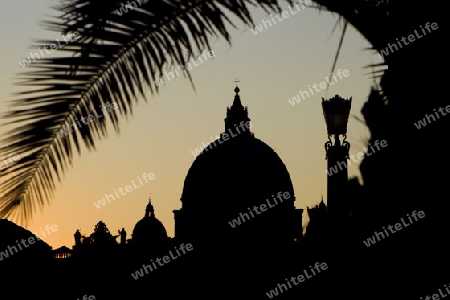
[0,0,287,224]
[325,17,347,95]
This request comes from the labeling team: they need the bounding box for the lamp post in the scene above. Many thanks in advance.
[322,95,352,221]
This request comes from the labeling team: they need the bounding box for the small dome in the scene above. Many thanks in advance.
[132,217,167,244]
[132,200,168,247]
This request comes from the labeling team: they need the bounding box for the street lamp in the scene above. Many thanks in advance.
[322,95,352,220]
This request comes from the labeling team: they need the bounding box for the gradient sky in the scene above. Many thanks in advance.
[0,0,383,249]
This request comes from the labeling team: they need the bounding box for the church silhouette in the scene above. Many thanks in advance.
[1,86,338,300]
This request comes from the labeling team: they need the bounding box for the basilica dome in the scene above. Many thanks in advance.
[182,135,295,209]
[174,87,300,245]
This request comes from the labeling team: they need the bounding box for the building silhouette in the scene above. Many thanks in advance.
[131,198,168,254]
[173,86,303,250]
[1,86,338,300]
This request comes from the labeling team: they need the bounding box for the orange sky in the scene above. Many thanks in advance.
[0,0,382,249]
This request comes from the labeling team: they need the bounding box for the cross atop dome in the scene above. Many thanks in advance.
[234,78,241,94]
